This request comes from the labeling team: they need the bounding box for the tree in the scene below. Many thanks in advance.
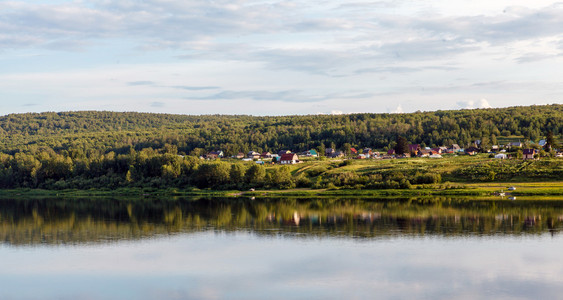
[480,136,490,152]
[342,143,352,157]
[394,136,408,155]
[270,166,295,189]
[491,134,498,146]
[245,164,266,186]
[317,143,326,157]
[193,162,230,188]
[546,131,558,151]
[189,148,206,157]
[229,163,247,184]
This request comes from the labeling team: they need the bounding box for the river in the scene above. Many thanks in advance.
[1,197,563,299]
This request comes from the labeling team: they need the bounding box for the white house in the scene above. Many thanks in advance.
[280,153,299,164]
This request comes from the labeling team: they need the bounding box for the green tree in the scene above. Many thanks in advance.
[229,164,247,184]
[270,166,295,189]
[342,143,352,157]
[245,164,266,186]
[546,131,558,151]
[317,143,326,157]
[193,162,230,188]
[394,136,408,155]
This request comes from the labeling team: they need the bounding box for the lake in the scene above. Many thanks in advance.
[1,196,563,299]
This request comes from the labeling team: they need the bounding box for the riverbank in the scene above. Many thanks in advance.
[0,181,562,199]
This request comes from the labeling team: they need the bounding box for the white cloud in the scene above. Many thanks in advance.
[479,98,492,108]
[457,98,493,109]
[1,0,563,115]
[392,105,404,114]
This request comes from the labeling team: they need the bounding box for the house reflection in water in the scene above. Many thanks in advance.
[2,197,563,245]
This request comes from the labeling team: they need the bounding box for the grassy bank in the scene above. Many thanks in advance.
[0,180,562,199]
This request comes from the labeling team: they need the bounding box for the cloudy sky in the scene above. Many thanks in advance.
[1,0,562,116]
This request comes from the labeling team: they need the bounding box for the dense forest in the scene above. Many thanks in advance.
[0,104,561,155]
[0,104,560,190]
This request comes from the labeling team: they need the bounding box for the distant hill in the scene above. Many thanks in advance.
[0,104,561,155]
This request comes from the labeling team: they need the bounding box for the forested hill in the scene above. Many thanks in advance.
[0,105,561,155]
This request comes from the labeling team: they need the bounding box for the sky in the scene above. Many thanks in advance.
[0,0,562,116]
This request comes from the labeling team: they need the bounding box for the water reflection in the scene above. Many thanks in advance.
[2,197,563,245]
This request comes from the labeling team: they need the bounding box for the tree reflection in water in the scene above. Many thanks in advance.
[1,197,563,245]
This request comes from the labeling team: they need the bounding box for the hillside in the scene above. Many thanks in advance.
[0,104,561,156]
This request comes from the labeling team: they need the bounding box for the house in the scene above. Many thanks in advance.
[448,144,461,153]
[325,148,335,156]
[350,148,358,155]
[418,149,431,157]
[206,152,219,159]
[329,151,344,158]
[235,152,245,159]
[495,153,507,159]
[301,149,318,157]
[539,140,547,147]
[356,154,367,159]
[431,148,442,154]
[510,141,523,148]
[278,150,292,156]
[207,150,224,159]
[465,147,480,155]
[409,144,421,155]
[261,152,272,158]
[280,153,299,164]
[247,151,260,159]
[363,148,373,158]
[523,149,537,160]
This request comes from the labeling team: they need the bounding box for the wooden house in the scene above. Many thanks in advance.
[247,151,260,159]
[302,149,318,157]
[465,147,480,155]
[523,149,537,160]
[280,153,299,164]
[207,150,223,159]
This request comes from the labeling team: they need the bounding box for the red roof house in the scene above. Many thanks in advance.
[280,153,299,164]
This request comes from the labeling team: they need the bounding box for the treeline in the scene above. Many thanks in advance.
[0,147,302,190]
[0,146,448,190]
[0,105,561,157]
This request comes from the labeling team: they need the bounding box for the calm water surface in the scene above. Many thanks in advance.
[1,197,563,299]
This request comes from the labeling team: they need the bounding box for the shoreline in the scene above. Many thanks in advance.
[0,181,562,199]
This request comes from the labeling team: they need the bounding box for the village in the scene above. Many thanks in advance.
[203,139,562,165]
